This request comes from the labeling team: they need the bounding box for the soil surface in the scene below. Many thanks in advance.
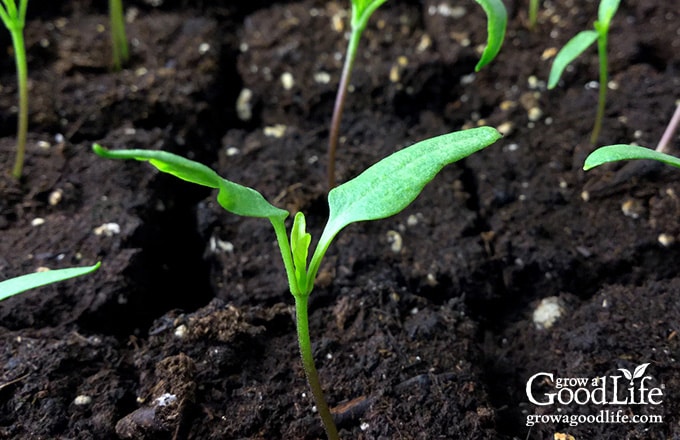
[1,0,680,439]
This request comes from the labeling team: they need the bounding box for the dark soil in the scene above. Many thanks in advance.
[1,0,679,439]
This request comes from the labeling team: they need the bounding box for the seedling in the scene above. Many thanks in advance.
[584,102,680,171]
[109,0,129,70]
[0,0,29,179]
[326,0,507,189]
[0,262,101,302]
[528,0,539,29]
[548,0,620,146]
[94,127,501,439]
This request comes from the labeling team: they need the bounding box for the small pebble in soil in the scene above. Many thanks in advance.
[528,107,543,122]
[31,218,45,227]
[74,395,92,406]
[498,121,514,135]
[37,140,51,150]
[280,72,295,90]
[313,71,331,84]
[48,189,63,206]
[93,222,121,237]
[236,88,253,121]
[174,325,187,338]
[155,393,177,407]
[225,147,240,156]
[386,230,403,253]
[658,233,675,247]
[264,124,287,138]
[621,198,645,219]
[533,296,564,329]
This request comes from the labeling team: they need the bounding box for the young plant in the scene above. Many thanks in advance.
[0,0,29,179]
[584,102,680,171]
[327,0,507,189]
[109,0,129,70]
[528,0,539,29]
[548,0,620,146]
[94,126,501,439]
[0,262,101,302]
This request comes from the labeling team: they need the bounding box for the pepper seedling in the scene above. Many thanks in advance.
[326,0,507,189]
[109,0,129,70]
[584,102,680,171]
[0,0,29,179]
[548,0,620,146]
[94,126,501,439]
[0,262,101,302]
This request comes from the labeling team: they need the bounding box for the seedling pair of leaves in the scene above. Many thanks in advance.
[327,0,507,188]
[94,126,501,439]
[548,0,620,145]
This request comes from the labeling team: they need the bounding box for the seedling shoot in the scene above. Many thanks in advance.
[94,126,501,439]
[326,0,507,189]
[0,0,29,179]
[109,0,129,70]
[548,0,620,146]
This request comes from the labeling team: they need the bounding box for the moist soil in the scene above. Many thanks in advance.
[1,0,679,439]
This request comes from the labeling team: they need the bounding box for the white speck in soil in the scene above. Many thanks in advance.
[532,296,564,329]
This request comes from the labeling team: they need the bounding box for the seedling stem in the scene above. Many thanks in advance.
[0,0,29,179]
[109,0,129,70]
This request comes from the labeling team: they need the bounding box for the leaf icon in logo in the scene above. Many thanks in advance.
[618,368,633,381]
[633,363,650,380]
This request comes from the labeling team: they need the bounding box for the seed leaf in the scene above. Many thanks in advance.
[325,127,500,238]
[291,212,312,287]
[0,262,101,302]
[474,0,508,71]
[547,30,598,89]
[93,144,288,221]
[351,0,388,31]
[584,144,680,170]
[598,0,621,27]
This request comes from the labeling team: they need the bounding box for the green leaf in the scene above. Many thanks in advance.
[474,0,508,71]
[0,262,101,302]
[547,30,598,89]
[93,144,288,221]
[291,212,312,288]
[351,0,388,31]
[598,0,621,27]
[325,127,500,246]
[584,144,680,170]
[304,127,500,292]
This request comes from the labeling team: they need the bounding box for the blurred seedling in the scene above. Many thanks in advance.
[94,127,501,439]
[326,0,507,189]
[548,0,620,145]
[109,0,129,70]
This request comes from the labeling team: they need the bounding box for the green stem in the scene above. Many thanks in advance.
[294,294,339,440]
[10,25,28,180]
[109,0,129,70]
[327,27,362,191]
[529,0,538,29]
[590,32,608,145]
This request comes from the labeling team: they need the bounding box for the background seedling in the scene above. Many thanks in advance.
[528,0,539,29]
[547,0,620,146]
[327,0,507,189]
[0,262,101,301]
[109,0,128,70]
[584,102,680,171]
[0,0,29,179]
[94,126,501,439]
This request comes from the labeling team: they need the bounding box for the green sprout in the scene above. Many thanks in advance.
[584,102,680,171]
[548,0,620,146]
[0,0,29,179]
[528,0,539,29]
[327,0,507,189]
[109,0,129,70]
[94,127,501,439]
[0,262,101,302]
